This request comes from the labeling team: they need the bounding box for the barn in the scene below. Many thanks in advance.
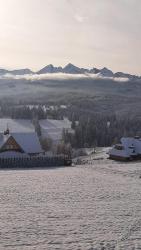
[39,118,73,144]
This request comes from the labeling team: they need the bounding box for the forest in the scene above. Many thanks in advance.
[0,100,141,149]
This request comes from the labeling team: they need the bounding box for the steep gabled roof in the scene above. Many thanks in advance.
[0,132,43,154]
[12,133,43,154]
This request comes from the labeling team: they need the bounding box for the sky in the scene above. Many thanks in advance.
[0,0,141,74]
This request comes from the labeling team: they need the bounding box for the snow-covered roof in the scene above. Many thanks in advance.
[40,119,72,130]
[121,137,134,147]
[0,132,43,154]
[0,119,35,133]
[109,137,141,158]
[12,133,43,154]
[109,146,130,158]
[39,119,72,142]
[0,134,10,147]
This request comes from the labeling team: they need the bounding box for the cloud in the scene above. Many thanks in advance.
[74,14,83,23]
[1,72,129,82]
[74,14,86,23]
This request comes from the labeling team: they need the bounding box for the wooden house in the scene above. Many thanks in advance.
[0,129,43,158]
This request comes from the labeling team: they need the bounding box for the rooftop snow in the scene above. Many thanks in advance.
[0,119,35,133]
[40,119,72,130]
[0,132,43,154]
[39,119,72,141]
[12,133,43,154]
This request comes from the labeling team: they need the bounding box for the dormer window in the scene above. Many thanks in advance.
[115,144,124,150]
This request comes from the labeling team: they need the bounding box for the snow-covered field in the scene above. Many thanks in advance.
[0,148,141,249]
[74,148,141,249]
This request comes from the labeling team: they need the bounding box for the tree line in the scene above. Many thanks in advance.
[63,114,141,148]
[1,103,141,148]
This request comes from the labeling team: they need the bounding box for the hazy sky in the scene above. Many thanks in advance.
[0,0,141,74]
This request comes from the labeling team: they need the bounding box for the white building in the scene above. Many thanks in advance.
[108,136,141,160]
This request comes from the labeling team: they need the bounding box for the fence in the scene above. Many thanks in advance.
[0,155,72,168]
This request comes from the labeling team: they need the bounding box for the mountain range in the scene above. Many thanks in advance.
[0,63,140,80]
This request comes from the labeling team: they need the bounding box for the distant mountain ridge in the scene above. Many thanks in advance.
[0,63,140,80]
[37,63,140,80]
[0,68,33,75]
